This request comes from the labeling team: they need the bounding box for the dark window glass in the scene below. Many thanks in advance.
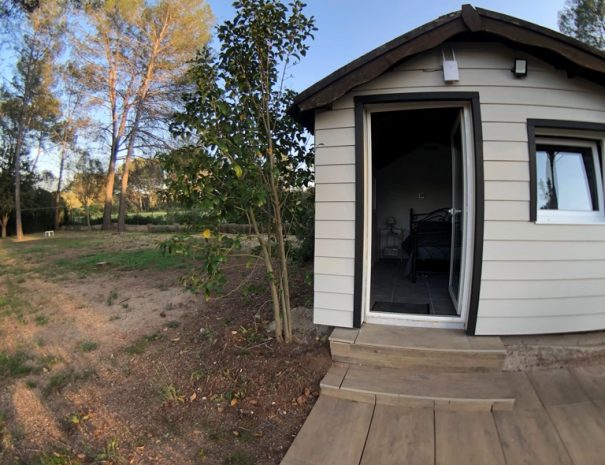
[536,144,599,211]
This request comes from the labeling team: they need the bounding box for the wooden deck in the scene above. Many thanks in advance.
[321,363,516,410]
[330,325,507,371]
[282,365,605,465]
[282,325,605,465]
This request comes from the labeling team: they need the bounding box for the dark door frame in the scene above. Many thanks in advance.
[353,92,485,335]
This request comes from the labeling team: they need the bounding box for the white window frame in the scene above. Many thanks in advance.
[534,135,605,225]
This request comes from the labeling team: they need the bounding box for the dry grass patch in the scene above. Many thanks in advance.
[0,231,330,465]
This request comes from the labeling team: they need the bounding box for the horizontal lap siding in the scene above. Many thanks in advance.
[314,165,355,184]
[314,308,353,327]
[482,142,528,161]
[314,257,355,276]
[315,184,355,202]
[485,182,529,201]
[482,260,605,280]
[479,296,605,317]
[313,42,605,332]
[315,239,355,259]
[470,47,605,334]
[476,314,605,335]
[313,112,356,326]
[483,241,605,261]
[484,201,529,221]
[315,146,355,165]
[314,128,355,147]
[482,123,527,142]
[315,220,355,239]
[314,274,355,294]
[316,202,355,221]
[481,104,605,123]
[484,162,529,181]
[480,279,605,300]
[483,222,605,241]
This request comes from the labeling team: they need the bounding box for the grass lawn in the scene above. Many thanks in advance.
[1,232,188,278]
[0,231,329,465]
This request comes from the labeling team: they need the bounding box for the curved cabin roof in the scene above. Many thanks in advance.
[290,4,605,131]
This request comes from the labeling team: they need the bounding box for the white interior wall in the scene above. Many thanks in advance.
[375,144,452,237]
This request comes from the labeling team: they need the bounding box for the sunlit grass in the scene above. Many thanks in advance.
[53,248,188,274]
[1,232,190,279]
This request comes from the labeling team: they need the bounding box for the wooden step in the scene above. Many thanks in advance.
[330,325,506,372]
[320,364,516,411]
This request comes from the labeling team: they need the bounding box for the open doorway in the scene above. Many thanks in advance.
[367,105,471,320]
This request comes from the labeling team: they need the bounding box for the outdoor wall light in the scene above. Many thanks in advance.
[512,58,528,78]
[442,49,459,82]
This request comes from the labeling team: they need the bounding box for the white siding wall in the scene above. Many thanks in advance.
[313,42,605,334]
[313,109,356,326]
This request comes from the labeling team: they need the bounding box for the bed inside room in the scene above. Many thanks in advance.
[369,107,462,317]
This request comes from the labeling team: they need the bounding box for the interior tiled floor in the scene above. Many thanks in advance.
[370,260,456,316]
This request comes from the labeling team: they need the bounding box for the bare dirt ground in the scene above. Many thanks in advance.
[0,231,331,465]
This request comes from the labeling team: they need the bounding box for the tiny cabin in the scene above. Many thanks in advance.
[290,5,605,335]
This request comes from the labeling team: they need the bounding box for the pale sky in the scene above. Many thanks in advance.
[208,1,567,93]
[8,1,568,177]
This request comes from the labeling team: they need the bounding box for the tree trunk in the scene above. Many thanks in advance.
[547,152,558,210]
[117,157,130,233]
[272,200,292,342]
[102,137,119,230]
[54,141,67,231]
[13,44,37,241]
[266,144,292,342]
[118,107,142,233]
[1,214,8,239]
[31,135,43,172]
[13,124,25,241]
[249,209,284,342]
[85,204,91,230]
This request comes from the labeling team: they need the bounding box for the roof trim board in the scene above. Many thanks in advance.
[290,5,605,129]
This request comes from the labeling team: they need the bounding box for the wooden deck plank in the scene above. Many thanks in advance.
[494,408,573,465]
[331,340,505,372]
[570,366,605,402]
[319,364,349,390]
[359,405,434,465]
[504,372,543,410]
[435,410,506,465]
[340,365,514,406]
[467,335,506,351]
[356,324,473,350]
[547,402,605,465]
[330,327,359,343]
[280,396,374,465]
[528,369,589,406]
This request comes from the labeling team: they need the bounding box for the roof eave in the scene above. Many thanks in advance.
[290,5,605,130]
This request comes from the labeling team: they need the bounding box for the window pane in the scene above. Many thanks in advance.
[536,145,599,211]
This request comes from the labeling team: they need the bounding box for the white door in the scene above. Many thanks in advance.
[449,113,464,314]
[363,102,474,329]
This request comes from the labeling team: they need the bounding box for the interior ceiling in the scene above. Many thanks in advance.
[372,108,460,170]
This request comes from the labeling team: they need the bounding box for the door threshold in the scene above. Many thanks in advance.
[367,312,465,330]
